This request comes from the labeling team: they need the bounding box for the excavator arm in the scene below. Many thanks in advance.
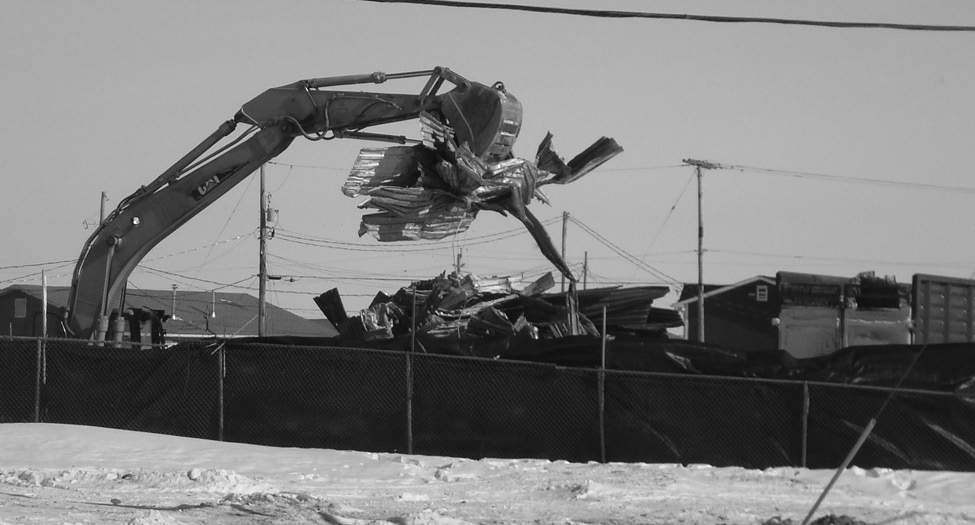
[65,67,522,341]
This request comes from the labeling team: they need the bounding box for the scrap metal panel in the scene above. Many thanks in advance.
[778,306,840,358]
[913,274,975,344]
[844,308,912,347]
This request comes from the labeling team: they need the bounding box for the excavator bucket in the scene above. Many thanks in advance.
[441,82,522,162]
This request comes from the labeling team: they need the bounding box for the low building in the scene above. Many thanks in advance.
[0,284,336,343]
[675,272,912,358]
[674,276,779,352]
[775,271,910,358]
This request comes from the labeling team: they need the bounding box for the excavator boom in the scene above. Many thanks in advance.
[65,68,522,341]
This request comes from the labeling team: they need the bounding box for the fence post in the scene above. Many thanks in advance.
[406,351,414,454]
[599,306,607,463]
[34,339,42,423]
[802,381,810,468]
[406,290,416,454]
[218,344,225,442]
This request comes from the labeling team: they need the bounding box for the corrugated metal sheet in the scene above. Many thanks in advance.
[844,308,912,347]
[316,273,678,355]
[342,147,419,198]
[339,110,621,282]
[544,285,673,330]
[913,274,975,344]
[778,306,839,358]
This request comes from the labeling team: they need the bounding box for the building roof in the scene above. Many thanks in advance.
[674,276,775,306]
[0,284,336,338]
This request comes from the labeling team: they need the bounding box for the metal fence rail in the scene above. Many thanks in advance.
[2,336,973,470]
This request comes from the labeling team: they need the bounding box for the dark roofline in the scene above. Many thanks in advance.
[675,276,775,305]
[0,284,71,303]
[1,284,337,337]
[3,285,272,306]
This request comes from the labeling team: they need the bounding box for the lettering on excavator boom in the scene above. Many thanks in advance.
[192,163,247,200]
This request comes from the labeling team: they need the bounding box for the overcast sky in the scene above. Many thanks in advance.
[3,1,974,321]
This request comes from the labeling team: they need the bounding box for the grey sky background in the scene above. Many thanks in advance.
[3,1,974,321]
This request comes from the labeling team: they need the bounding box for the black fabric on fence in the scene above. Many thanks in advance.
[411,353,602,462]
[221,343,408,452]
[0,339,40,422]
[42,341,218,439]
[4,337,975,471]
[797,343,975,392]
[604,371,803,467]
[805,383,975,471]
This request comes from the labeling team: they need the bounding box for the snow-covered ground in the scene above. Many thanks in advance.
[1,424,973,525]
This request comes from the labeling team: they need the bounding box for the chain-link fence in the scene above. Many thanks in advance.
[0,338,40,423]
[221,343,408,452]
[604,371,805,467]
[2,336,973,470]
[9,338,219,439]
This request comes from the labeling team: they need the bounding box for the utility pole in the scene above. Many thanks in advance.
[41,270,47,338]
[171,284,178,320]
[99,192,108,224]
[582,251,588,290]
[561,211,569,293]
[454,248,463,275]
[682,159,725,343]
[259,164,267,337]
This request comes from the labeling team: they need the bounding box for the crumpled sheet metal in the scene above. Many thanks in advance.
[342,111,622,280]
[358,201,476,241]
[327,271,643,353]
[342,147,419,198]
[470,273,545,295]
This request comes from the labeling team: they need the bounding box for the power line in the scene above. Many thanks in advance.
[707,248,972,269]
[0,259,75,271]
[273,217,559,252]
[584,266,674,287]
[269,159,684,174]
[0,260,77,285]
[272,275,441,282]
[566,215,681,285]
[266,253,440,280]
[194,171,256,285]
[731,164,975,193]
[139,266,256,292]
[279,156,975,193]
[643,172,695,255]
[681,160,975,193]
[266,161,349,172]
[1,234,257,281]
[357,0,975,32]
[142,231,257,263]
[596,165,686,172]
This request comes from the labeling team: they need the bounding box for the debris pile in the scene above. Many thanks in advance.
[314,271,678,359]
